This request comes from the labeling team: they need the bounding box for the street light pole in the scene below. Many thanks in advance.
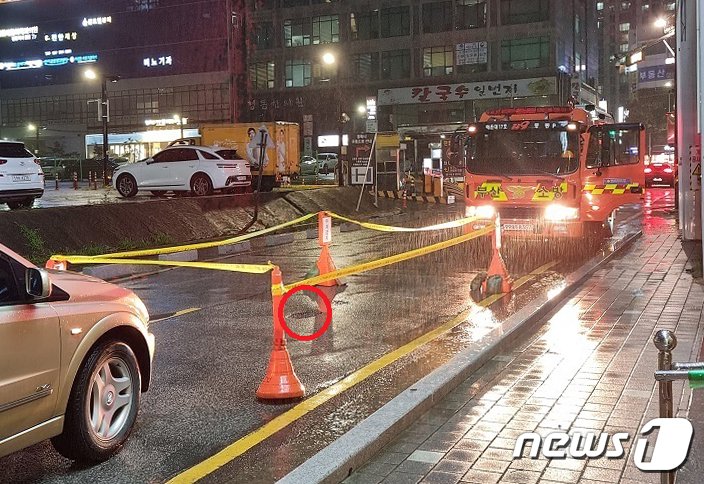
[101,78,109,187]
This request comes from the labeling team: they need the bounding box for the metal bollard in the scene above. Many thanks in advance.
[653,329,677,484]
[55,173,59,190]
[72,172,78,190]
[93,171,97,190]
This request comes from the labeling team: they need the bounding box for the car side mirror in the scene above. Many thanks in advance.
[26,268,51,299]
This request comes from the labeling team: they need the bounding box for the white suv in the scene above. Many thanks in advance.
[0,141,44,209]
[113,146,251,197]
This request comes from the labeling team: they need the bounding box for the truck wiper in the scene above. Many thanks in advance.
[482,170,513,181]
[531,169,564,180]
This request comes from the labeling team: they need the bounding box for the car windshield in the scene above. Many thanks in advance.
[0,143,33,158]
[466,126,579,176]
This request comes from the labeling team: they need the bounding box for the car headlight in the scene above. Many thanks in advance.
[466,205,496,219]
[544,204,579,221]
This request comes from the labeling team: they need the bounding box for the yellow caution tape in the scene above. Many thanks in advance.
[326,211,478,233]
[284,225,494,291]
[50,255,275,274]
[52,212,318,260]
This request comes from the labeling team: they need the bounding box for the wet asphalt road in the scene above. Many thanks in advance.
[0,192,665,484]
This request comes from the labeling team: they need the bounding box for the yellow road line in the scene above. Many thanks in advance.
[151,307,201,324]
[167,261,559,484]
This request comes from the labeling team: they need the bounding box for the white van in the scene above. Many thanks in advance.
[0,141,44,209]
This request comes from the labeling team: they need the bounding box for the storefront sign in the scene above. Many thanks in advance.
[145,117,187,127]
[456,41,487,66]
[144,56,173,68]
[350,134,374,167]
[378,77,557,106]
[0,26,38,41]
[637,64,674,89]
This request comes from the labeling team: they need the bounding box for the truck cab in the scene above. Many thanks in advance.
[464,106,645,238]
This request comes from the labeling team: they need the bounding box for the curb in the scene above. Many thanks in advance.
[278,230,643,484]
[376,190,463,205]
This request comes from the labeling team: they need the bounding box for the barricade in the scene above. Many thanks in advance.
[46,210,512,403]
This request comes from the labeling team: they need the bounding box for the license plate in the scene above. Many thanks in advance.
[653,177,662,181]
[236,176,247,181]
[504,223,534,231]
[12,175,31,182]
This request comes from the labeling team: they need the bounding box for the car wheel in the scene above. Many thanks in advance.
[150,190,167,197]
[51,341,141,462]
[6,201,23,210]
[191,173,213,197]
[116,174,138,198]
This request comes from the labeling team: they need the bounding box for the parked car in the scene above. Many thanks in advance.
[300,155,319,176]
[645,163,675,187]
[0,141,44,209]
[113,146,251,197]
[0,243,155,462]
[317,152,339,175]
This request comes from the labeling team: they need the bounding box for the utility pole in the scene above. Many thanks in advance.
[101,78,109,187]
[677,0,701,241]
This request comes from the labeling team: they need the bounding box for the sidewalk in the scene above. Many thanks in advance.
[347,196,704,484]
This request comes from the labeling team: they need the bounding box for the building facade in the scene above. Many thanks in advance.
[597,0,676,154]
[244,0,601,159]
[0,0,244,160]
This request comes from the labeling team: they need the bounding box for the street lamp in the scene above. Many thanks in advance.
[321,51,349,186]
[84,68,120,186]
[27,123,39,156]
[654,17,668,29]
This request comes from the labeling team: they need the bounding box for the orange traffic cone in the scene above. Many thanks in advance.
[482,215,512,295]
[257,266,305,400]
[314,244,340,287]
[45,259,67,271]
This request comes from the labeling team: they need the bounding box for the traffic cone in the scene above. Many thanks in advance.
[482,215,512,294]
[45,259,67,271]
[304,213,341,286]
[257,266,305,400]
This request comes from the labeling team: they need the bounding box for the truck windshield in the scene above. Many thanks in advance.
[466,127,580,176]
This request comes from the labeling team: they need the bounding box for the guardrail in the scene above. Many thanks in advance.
[653,329,704,484]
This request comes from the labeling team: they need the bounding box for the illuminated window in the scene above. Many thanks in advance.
[423,46,454,77]
[312,15,339,44]
[284,18,312,47]
[285,59,312,87]
[619,22,630,31]
[249,62,275,89]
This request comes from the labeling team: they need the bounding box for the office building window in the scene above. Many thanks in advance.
[249,62,275,90]
[285,59,312,87]
[312,15,339,44]
[423,1,453,33]
[351,52,380,80]
[500,0,549,24]
[619,43,630,53]
[284,18,312,47]
[597,2,604,10]
[351,11,379,40]
[253,22,275,50]
[423,46,454,77]
[501,36,549,69]
[619,22,630,31]
[380,7,410,38]
[456,0,487,29]
[381,49,410,79]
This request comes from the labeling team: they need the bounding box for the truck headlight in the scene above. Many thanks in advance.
[544,204,579,221]
[466,205,496,219]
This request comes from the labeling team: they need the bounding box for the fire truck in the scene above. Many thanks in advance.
[464,106,646,238]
